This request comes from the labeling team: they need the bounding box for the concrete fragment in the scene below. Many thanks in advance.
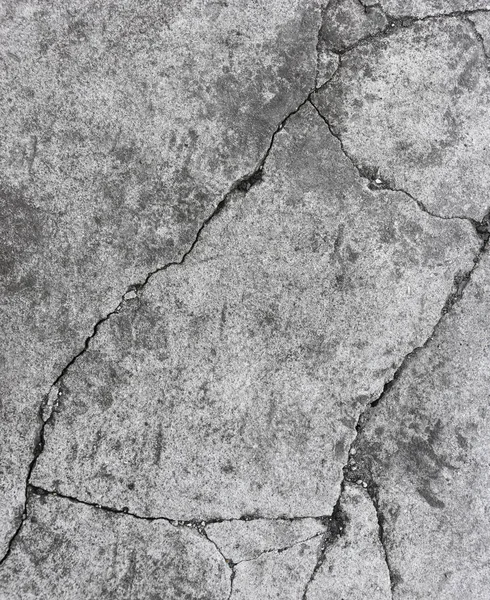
[0,0,321,554]
[0,492,230,600]
[354,251,490,598]
[206,518,325,563]
[308,483,391,600]
[232,537,320,599]
[314,18,490,219]
[31,103,480,520]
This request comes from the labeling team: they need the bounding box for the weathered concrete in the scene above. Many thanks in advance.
[367,0,490,18]
[468,10,490,54]
[206,518,325,563]
[319,0,387,51]
[0,491,230,599]
[232,536,321,600]
[315,17,490,219]
[308,483,392,600]
[31,103,479,520]
[2,2,490,598]
[351,250,490,599]
[0,0,321,555]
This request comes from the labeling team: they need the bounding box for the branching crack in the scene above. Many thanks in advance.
[228,531,326,568]
[0,92,317,569]
[315,7,490,86]
[4,7,489,589]
[310,98,489,238]
[300,487,349,599]
[22,486,329,600]
[315,229,489,595]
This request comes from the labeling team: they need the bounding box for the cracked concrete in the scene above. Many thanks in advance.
[1,1,490,598]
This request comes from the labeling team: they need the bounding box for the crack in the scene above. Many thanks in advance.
[24,486,236,598]
[300,490,349,599]
[226,531,326,567]
[315,7,490,76]
[32,485,330,526]
[309,98,489,238]
[366,483,397,598]
[227,565,236,600]
[20,486,328,600]
[300,531,331,599]
[466,15,490,62]
[0,93,317,569]
[318,232,489,595]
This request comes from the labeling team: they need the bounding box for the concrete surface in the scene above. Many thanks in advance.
[1,0,490,598]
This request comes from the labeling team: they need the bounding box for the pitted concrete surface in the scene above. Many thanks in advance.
[1,1,490,598]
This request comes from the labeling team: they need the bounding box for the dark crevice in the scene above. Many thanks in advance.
[227,566,236,600]
[29,484,330,526]
[315,7,490,85]
[300,488,349,599]
[366,483,399,597]
[300,531,331,600]
[324,234,489,594]
[310,98,490,240]
[0,93,315,569]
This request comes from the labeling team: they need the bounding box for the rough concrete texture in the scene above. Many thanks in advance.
[315,16,490,220]
[206,517,325,563]
[368,0,490,18]
[308,483,391,600]
[1,0,490,598]
[468,10,490,53]
[31,104,479,520]
[350,251,490,599]
[0,0,320,554]
[319,0,387,51]
[0,491,230,599]
[231,536,321,599]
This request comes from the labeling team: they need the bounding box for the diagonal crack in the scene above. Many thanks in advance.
[315,8,490,84]
[309,98,490,238]
[25,486,236,599]
[300,532,330,600]
[311,231,489,596]
[301,491,348,599]
[226,531,326,568]
[0,92,320,570]
[21,486,329,600]
[466,15,490,62]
